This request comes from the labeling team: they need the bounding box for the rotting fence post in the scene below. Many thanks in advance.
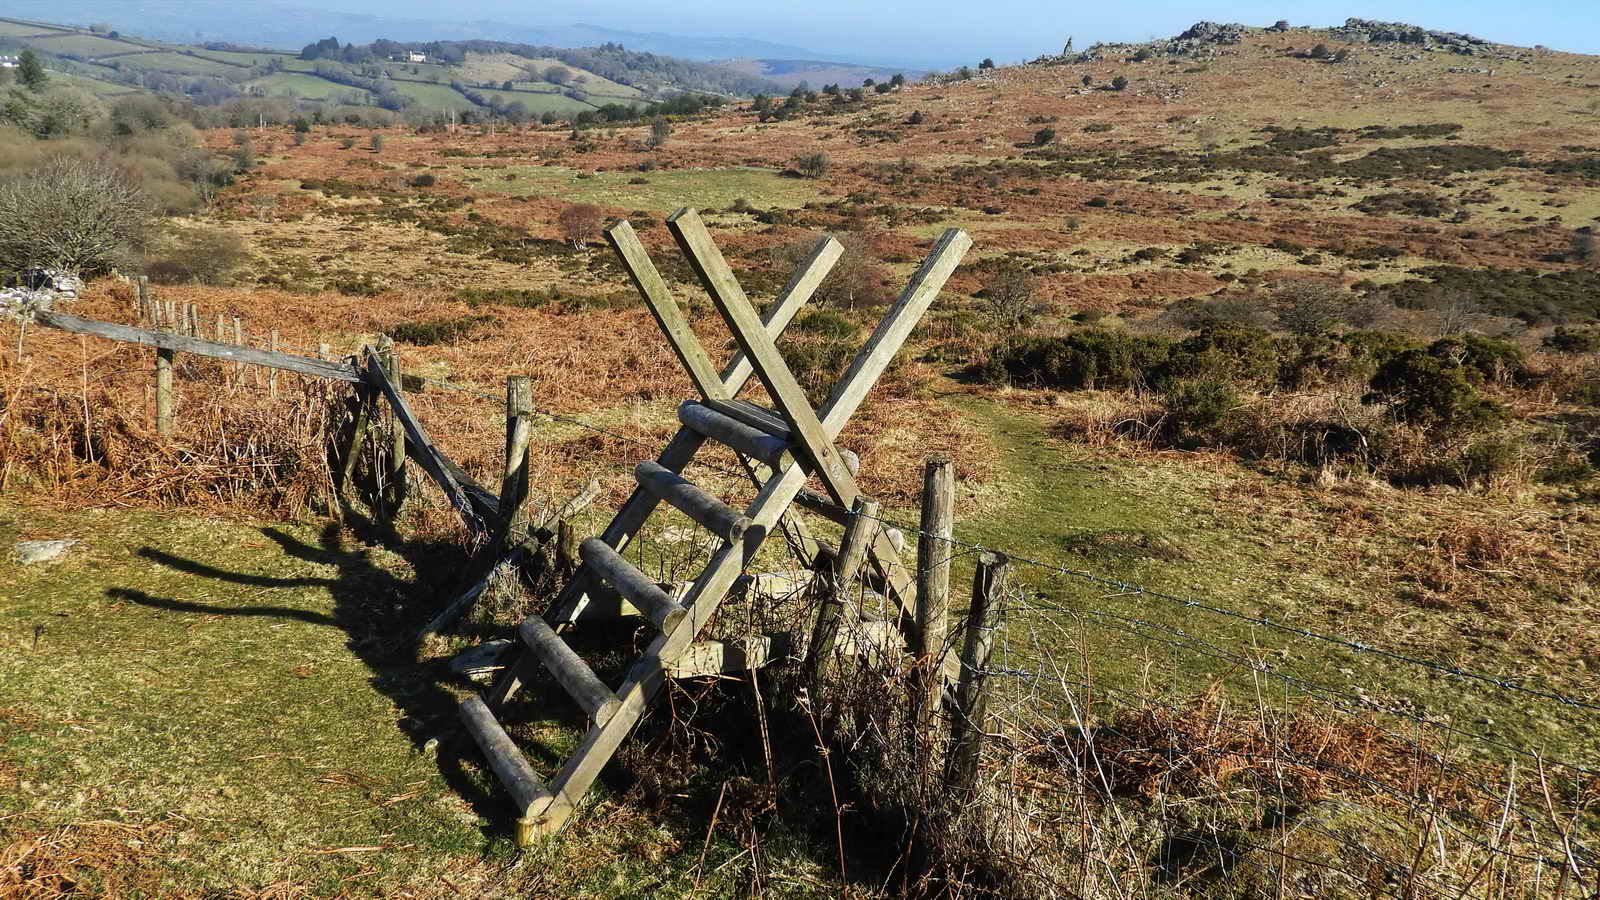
[339,343,376,496]
[153,310,175,438]
[947,551,1007,795]
[500,376,534,550]
[805,496,879,693]
[914,456,954,751]
[377,335,406,515]
[135,276,150,324]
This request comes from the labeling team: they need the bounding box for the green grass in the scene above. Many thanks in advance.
[22,32,138,57]
[389,80,476,111]
[486,165,824,214]
[0,19,68,37]
[191,49,288,68]
[939,394,1600,768]
[104,51,240,76]
[469,87,596,115]
[248,72,374,102]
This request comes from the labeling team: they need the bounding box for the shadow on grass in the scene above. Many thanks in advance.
[104,500,573,844]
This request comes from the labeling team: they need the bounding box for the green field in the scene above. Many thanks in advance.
[247,72,374,102]
[54,70,143,98]
[389,80,476,111]
[0,18,68,38]
[192,49,291,68]
[103,51,240,76]
[470,87,595,115]
[22,32,137,57]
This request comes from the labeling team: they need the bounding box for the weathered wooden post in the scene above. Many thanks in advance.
[215,314,225,343]
[135,276,150,323]
[377,336,406,514]
[914,457,954,743]
[556,518,579,575]
[185,303,199,337]
[339,343,376,494]
[805,497,879,692]
[500,376,534,549]
[154,317,175,438]
[947,551,1007,794]
[268,329,280,398]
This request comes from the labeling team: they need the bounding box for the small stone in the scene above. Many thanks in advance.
[13,540,77,565]
[423,737,440,755]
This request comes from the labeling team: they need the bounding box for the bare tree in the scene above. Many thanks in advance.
[1425,289,1484,337]
[557,203,603,250]
[981,264,1040,330]
[0,157,153,277]
[1272,281,1346,336]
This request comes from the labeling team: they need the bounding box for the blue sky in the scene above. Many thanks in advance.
[428,0,1599,67]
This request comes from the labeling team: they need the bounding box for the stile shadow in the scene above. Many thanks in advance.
[105,499,577,842]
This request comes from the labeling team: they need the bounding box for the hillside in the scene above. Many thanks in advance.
[0,16,776,118]
[3,15,1599,897]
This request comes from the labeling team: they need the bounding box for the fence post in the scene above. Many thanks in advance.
[500,376,534,549]
[556,518,579,575]
[136,276,150,323]
[215,314,225,343]
[164,300,176,331]
[914,457,954,745]
[186,303,199,337]
[805,497,879,692]
[268,329,280,398]
[154,315,175,438]
[377,336,406,515]
[232,318,242,382]
[339,343,375,494]
[947,551,1006,794]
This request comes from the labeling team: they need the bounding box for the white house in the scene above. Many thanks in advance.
[0,56,19,69]
[407,51,427,63]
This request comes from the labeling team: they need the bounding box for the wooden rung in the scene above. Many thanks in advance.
[634,461,752,543]
[579,538,687,633]
[703,398,791,440]
[518,616,622,727]
[459,696,554,820]
[678,402,794,472]
[669,632,796,678]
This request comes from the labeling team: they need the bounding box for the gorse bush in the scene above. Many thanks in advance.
[390,314,498,346]
[1366,348,1505,432]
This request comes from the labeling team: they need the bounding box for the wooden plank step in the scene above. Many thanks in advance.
[458,696,553,827]
[579,538,687,633]
[634,461,751,543]
[669,632,796,678]
[678,402,794,472]
[518,616,621,726]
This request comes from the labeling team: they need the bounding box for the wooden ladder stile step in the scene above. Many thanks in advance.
[678,401,795,472]
[459,695,554,828]
[579,537,688,633]
[634,460,752,544]
[702,398,791,441]
[517,616,622,727]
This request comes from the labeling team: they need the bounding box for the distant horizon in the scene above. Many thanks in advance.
[4,1,1598,69]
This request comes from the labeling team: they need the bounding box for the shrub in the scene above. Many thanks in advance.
[557,203,604,249]
[409,173,436,188]
[981,329,1171,390]
[795,152,830,178]
[391,314,498,346]
[1366,349,1504,431]
[340,137,355,149]
[1160,377,1239,445]
[1033,127,1056,146]
[1544,326,1600,353]
[793,309,857,339]
[0,157,153,277]
[1156,327,1281,390]
[979,264,1040,330]
[1429,334,1525,384]
[1111,75,1129,91]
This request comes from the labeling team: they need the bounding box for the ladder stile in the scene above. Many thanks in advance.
[579,537,687,633]
[634,460,751,543]
[518,616,621,727]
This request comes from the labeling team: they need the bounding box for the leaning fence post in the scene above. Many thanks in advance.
[500,376,534,548]
[805,497,879,692]
[339,343,376,494]
[377,336,406,514]
[914,457,954,744]
[947,551,1006,794]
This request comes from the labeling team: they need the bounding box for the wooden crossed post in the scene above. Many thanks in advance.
[458,209,971,843]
